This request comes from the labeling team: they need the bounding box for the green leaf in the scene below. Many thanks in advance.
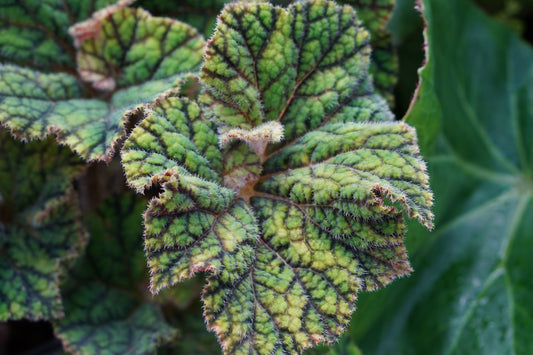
[353,0,533,354]
[53,194,178,354]
[122,1,433,353]
[201,0,392,143]
[0,0,115,70]
[121,96,223,191]
[0,131,85,320]
[340,0,397,105]
[0,5,205,161]
[73,7,205,91]
[144,172,259,294]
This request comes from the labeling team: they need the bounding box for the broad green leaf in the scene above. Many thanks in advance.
[0,131,85,320]
[53,194,178,354]
[201,0,392,143]
[352,0,533,354]
[122,1,433,353]
[261,122,433,228]
[74,7,204,91]
[0,64,185,161]
[0,0,115,70]
[0,5,205,161]
[202,122,431,354]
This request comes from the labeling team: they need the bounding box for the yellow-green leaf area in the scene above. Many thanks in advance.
[122,97,223,192]
[76,7,205,90]
[143,173,258,294]
[202,0,394,145]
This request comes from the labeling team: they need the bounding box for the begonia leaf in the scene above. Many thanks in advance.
[200,0,392,143]
[53,193,178,354]
[0,0,115,70]
[73,7,204,91]
[0,131,85,320]
[122,1,433,353]
[0,4,205,161]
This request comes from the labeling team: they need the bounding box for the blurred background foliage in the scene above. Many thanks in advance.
[1,0,532,354]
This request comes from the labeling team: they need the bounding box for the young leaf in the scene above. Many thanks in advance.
[0,131,85,321]
[53,194,178,354]
[353,0,533,354]
[200,0,393,143]
[122,1,433,353]
[0,5,205,161]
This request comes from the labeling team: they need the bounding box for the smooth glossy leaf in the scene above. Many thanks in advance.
[352,0,533,354]
[53,194,178,354]
[0,0,115,70]
[0,131,85,320]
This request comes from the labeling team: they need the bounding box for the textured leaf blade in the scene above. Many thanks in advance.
[0,131,85,320]
[122,97,223,191]
[0,64,188,161]
[121,1,433,353]
[352,0,533,354]
[0,0,115,69]
[201,0,393,143]
[74,7,205,91]
[121,96,259,294]
[145,173,258,294]
[262,122,433,227]
[201,123,431,354]
[54,194,178,354]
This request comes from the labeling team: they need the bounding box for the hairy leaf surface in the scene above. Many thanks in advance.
[0,131,85,320]
[0,0,115,70]
[74,7,204,91]
[352,0,533,354]
[122,1,433,353]
[0,5,205,161]
[122,97,258,294]
[201,0,392,143]
[54,194,178,354]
